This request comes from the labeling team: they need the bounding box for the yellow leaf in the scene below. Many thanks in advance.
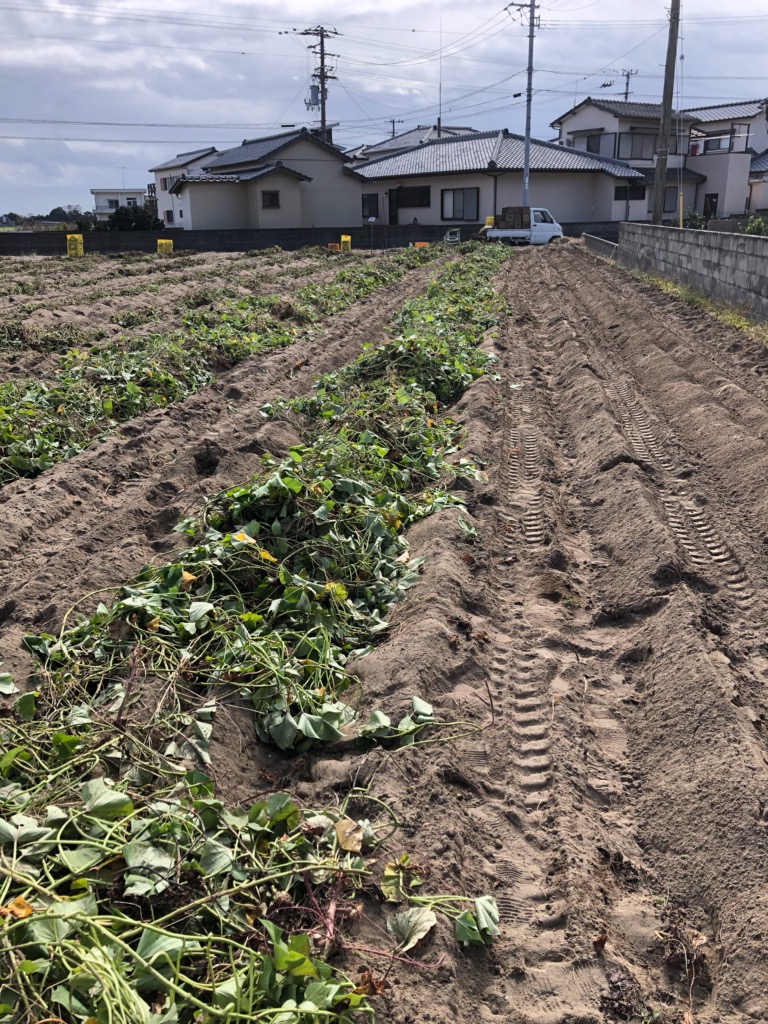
[233,531,256,545]
[57,405,65,414]
[258,548,278,563]
[181,571,197,591]
[396,551,410,564]
[335,818,364,853]
[5,897,34,919]
[146,617,160,632]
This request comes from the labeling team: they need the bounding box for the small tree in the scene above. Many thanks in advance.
[107,205,163,231]
[48,206,69,221]
[740,213,767,236]
[683,208,705,229]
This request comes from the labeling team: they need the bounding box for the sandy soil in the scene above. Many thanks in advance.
[4,240,768,1023]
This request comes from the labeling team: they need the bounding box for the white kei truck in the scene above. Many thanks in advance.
[480,206,564,246]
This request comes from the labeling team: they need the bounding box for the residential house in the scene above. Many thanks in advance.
[163,129,363,229]
[551,99,703,221]
[684,100,768,217]
[149,147,218,228]
[90,188,147,222]
[351,129,646,226]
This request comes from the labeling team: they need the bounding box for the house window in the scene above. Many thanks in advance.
[583,132,617,158]
[160,176,179,191]
[618,133,656,160]
[614,185,646,201]
[164,210,174,224]
[664,186,678,214]
[126,197,138,207]
[731,124,749,152]
[262,190,280,209]
[441,188,479,221]
[395,186,430,207]
[362,193,379,218]
[179,209,183,219]
[704,134,730,153]
[107,199,119,210]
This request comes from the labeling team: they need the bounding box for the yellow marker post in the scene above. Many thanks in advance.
[66,233,84,257]
[340,234,352,252]
[157,239,174,255]
[485,216,495,227]
[679,192,684,229]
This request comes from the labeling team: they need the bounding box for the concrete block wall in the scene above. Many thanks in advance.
[582,234,618,260]
[617,223,768,321]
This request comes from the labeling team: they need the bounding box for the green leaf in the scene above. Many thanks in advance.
[14,691,38,722]
[188,601,215,623]
[81,778,134,820]
[386,907,436,951]
[198,839,233,877]
[474,895,500,942]
[454,909,483,945]
[0,673,18,695]
[60,845,105,875]
[123,841,175,896]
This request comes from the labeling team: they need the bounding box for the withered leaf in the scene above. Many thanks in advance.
[335,817,364,852]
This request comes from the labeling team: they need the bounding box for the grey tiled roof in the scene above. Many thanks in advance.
[751,150,768,173]
[683,100,767,123]
[363,125,480,156]
[205,128,343,171]
[169,161,312,194]
[148,147,217,173]
[552,98,698,126]
[353,130,645,180]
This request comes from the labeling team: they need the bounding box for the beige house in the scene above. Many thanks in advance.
[551,99,703,220]
[684,100,768,217]
[352,129,646,226]
[164,129,363,230]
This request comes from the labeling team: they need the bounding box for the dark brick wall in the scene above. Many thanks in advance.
[0,223,483,257]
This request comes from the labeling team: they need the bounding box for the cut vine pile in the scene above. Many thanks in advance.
[0,244,510,1024]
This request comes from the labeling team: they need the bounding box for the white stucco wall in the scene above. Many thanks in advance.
[155,154,213,229]
[246,174,303,229]
[749,178,768,212]
[363,170,627,225]
[186,184,248,230]
[269,139,363,227]
[688,152,751,216]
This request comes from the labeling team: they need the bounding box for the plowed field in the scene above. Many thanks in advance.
[2,240,767,1024]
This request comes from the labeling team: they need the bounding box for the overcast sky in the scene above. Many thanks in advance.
[1,0,767,215]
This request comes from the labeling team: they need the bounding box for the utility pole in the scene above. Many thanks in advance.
[621,68,638,101]
[297,26,339,143]
[389,118,403,138]
[508,2,538,207]
[652,0,680,225]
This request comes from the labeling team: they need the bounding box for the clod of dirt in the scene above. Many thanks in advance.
[193,440,225,476]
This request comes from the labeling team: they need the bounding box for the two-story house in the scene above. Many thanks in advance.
[684,100,768,218]
[90,188,147,222]
[149,147,218,228]
[154,130,364,230]
[551,99,704,222]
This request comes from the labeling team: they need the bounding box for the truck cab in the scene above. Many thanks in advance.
[529,208,563,244]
